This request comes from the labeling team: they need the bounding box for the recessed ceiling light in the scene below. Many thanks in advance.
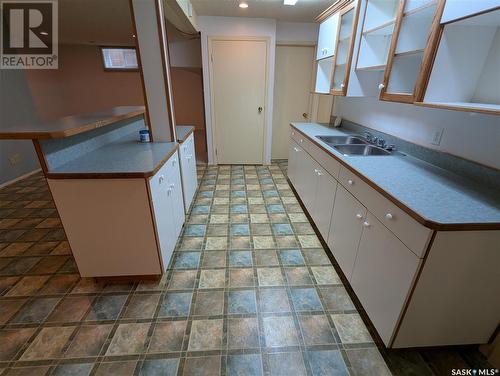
[284,0,298,5]
[239,2,248,8]
[40,31,49,36]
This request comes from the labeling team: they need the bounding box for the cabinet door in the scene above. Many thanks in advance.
[287,140,302,188]
[330,3,360,95]
[380,0,445,103]
[168,152,186,237]
[311,167,338,240]
[300,151,319,215]
[149,165,175,269]
[317,13,340,59]
[180,134,198,213]
[351,212,420,346]
[327,185,366,279]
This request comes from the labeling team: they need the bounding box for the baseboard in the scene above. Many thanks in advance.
[0,169,42,189]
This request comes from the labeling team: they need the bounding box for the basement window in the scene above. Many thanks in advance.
[101,47,138,71]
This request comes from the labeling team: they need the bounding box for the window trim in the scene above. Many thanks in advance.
[99,46,139,72]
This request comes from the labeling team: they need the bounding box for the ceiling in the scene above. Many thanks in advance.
[59,0,135,45]
[191,0,334,23]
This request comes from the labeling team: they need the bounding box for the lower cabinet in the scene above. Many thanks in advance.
[179,133,198,213]
[327,185,366,280]
[350,212,420,345]
[287,141,302,190]
[149,151,185,269]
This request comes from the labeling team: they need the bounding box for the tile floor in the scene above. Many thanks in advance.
[0,162,492,376]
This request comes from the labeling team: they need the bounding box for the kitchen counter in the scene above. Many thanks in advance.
[291,122,500,229]
[0,106,145,140]
[176,125,195,143]
[46,131,178,179]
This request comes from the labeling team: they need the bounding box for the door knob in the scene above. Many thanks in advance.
[258,107,263,113]
[302,112,308,119]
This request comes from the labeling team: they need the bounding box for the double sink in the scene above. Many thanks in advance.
[316,135,392,156]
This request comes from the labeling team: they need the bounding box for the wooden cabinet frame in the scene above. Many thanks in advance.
[330,2,361,96]
[414,5,500,116]
[379,0,446,103]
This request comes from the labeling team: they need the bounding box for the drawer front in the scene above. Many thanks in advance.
[290,127,307,147]
[306,138,341,179]
[339,166,432,257]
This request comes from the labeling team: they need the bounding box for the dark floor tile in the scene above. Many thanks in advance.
[267,352,307,376]
[229,268,255,287]
[0,242,32,257]
[202,251,226,268]
[38,274,79,294]
[102,281,134,293]
[331,313,372,344]
[183,356,220,376]
[106,323,150,355]
[284,267,313,285]
[5,275,49,296]
[193,290,224,316]
[272,223,294,236]
[302,249,331,265]
[16,228,49,242]
[122,293,160,319]
[0,229,26,242]
[174,252,201,269]
[0,298,26,324]
[11,297,60,323]
[148,320,187,353]
[41,228,66,241]
[85,294,128,321]
[228,290,257,314]
[21,326,75,360]
[298,314,336,345]
[347,348,392,376]
[28,256,68,274]
[0,328,36,361]
[94,361,137,376]
[3,366,50,376]
[320,286,355,311]
[228,317,259,349]
[227,354,263,376]
[169,270,198,290]
[384,349,435,376]
[188,319,223,351]
[46,295,94,322]
[307,350,349,376]
[158,292,193,317]
[229,250,252,267]
[52,363,93,376]
[64,324,113,357]
[279,249,305,265]
[139,358,178,376]
[0,257,41,276]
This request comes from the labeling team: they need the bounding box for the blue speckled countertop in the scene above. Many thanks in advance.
[47,132,178,178]
[291,122,500,228]
[176,125,194,143]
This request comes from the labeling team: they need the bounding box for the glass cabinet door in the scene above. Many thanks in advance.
[380,0,445,102]
[331,4,358,95]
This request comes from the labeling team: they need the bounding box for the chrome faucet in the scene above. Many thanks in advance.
[364,132,373,142]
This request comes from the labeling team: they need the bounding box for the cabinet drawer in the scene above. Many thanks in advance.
[339,166,432,257]
[290,127,307,147]
[306,137,341,179]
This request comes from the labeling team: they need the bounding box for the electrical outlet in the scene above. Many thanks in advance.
[431,128,444,146]
[8,153,21,166]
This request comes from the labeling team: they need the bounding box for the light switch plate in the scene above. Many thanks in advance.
[431,128,444,146]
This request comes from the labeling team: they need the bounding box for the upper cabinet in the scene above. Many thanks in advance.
[317,13,340,60]
[418,7,500,115]
[379,0,445,103]
[331,3,361,95]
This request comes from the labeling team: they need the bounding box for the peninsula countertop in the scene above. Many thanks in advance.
[176,125,195,143]
[291,122,500,230]
[0,106,145,140]
[46,131,178,179]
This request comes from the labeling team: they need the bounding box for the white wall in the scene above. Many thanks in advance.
[197,16,277,164]
[276,21,319,44]
[333,96,500,170]
[0,70,41,186]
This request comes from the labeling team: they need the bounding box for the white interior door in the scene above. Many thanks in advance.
[210,39,267,164]
[272,45,315,159]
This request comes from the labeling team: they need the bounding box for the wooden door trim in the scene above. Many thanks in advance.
[208,36,270,165]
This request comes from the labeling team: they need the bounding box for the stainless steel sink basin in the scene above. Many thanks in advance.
[316,135,368,145]
[333,144,391,156]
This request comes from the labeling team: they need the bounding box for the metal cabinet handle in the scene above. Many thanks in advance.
[347,179,354,185]
[258,106,263,113]
[356,213,363,219]
[385,213,393,220]
[362,221,370,227]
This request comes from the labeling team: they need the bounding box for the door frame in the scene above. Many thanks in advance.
[208,36,270,165]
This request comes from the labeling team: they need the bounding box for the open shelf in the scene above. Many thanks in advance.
[363,19,396,36]
[387,51,424,94]
[395,3,437,55]
[315,56,334,94]
[363,0,399,32]
[403,0,437,14]
[423,8,500,114]
[356,64,386,71]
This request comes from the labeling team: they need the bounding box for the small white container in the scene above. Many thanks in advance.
[139,129,150,143]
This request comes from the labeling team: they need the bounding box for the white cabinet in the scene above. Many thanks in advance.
[312,167,337,240]
[350,212,420,346]
[287,140,301,187]
[441,0,499,24]
[179,133,198,213]
[299,150,319,214]
[317,13,340,60]
[149,151,185,269]
[327,185,366,279]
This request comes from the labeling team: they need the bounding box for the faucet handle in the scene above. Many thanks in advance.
[377,138,386,148]
[386,144,396,151]
[364,132,372,141]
